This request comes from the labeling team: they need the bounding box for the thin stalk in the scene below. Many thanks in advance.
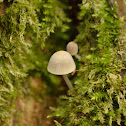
[62,74,73,89]
[75,54,81,59]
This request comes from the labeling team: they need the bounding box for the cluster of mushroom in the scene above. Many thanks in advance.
[47,42,80,89]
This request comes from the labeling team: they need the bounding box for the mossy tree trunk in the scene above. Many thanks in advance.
[51,0,126,126]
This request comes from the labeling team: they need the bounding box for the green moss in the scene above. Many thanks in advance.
[0,0,69,125]
[51,0,126,125]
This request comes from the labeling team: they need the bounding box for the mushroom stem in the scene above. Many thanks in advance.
[62,75,73,89]
[75,54,81,59]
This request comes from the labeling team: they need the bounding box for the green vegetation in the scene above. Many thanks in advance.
[50,0,126,125]
[0,0,126,126]
[0,0,69,125]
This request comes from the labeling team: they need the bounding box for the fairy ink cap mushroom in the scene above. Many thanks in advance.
[47,50,76,89]
[66,41,81,59]
[66,41,78,56]
[47,50,76,75]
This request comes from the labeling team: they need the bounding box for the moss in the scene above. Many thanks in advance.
[51,0,126,125]
[0,0,69,125]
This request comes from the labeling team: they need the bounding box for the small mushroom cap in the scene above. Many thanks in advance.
[66,41,78,56]
[47,51,76,75]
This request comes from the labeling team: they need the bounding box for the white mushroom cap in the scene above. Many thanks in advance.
[66,41,78,56]
[47,51,76,75]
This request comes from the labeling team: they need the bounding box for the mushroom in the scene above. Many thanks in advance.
[66,41,81,59]
[47,50,76,89]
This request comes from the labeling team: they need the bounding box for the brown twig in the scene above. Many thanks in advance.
[60,106,77,124]
[71,70,83,75]
[68,90,79,95]
[88,96,99,109]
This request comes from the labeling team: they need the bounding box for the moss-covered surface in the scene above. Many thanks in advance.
[50,0,126,125]
[0,0,126,126]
